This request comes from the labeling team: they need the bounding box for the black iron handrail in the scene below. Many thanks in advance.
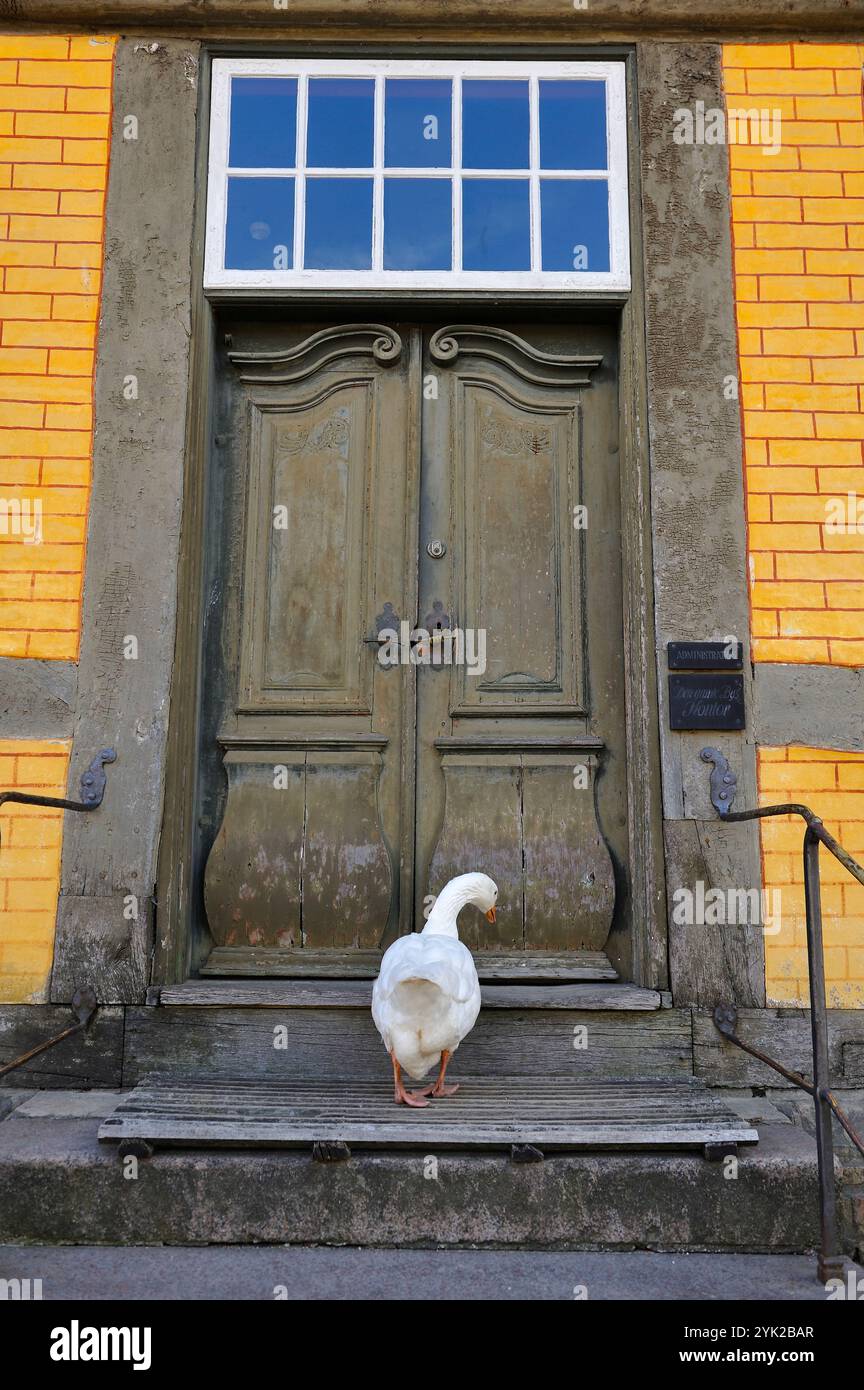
[0,987,97,1079]
[0,747,116,851]
[0,748,115,1077]
[702,748,864,1284]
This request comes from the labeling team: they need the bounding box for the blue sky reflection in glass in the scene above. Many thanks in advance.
[213,65,624,283]
[384,179,452,270]
[385,79,452,167]
[225,177,295,270]
[228,77,298,167]
[463,179,530,271]
[462,80,529,169]
[540,179,610,272]
[305,178,373,269]
[539,79,607,170]
[307,78,375,167]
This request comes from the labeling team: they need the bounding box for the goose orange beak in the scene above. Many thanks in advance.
[485,907,496,923]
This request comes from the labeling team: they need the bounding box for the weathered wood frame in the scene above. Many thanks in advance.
[154,43,667,990]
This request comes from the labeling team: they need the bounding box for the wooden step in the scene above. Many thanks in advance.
[123,1004,694,1087]
[159,979,663,1010]
[98,1077,757,1155]
[200,948,618,982]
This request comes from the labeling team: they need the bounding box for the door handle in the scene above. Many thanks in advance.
[362,602,401,644]
[363,602,456,667]
[422,600,452,632]
[415,601,455,668]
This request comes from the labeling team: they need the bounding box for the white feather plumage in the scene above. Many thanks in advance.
[371,872,497,1080]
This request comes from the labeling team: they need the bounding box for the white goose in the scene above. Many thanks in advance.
[371,872,498,1107]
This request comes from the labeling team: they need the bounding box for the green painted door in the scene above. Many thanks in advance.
[199,319,628,974]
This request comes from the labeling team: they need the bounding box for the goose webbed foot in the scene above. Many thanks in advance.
[401,1088,433,1108]
[390,1052,431,1108]
[417,1050,459,1099]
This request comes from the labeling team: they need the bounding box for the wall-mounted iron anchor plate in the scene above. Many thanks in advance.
[701,747,738,817]
[79,748,116,807]
[713,1003,739,1037]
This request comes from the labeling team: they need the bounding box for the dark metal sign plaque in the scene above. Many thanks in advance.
[668,674,745,730]
[667,641,743,671]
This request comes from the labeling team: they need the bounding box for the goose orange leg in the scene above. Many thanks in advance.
[390,1052,430,1108]
[417,1050,460,1098]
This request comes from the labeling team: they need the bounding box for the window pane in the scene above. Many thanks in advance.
[540,179,610,272]
[462,80,529,169]
[539,80,607,170]
[304,177,373,269]
[462,179,530,271]
[384,179,451,270]
[229,77,297,168]
[306,78,374,168]
[225,177,294,270]
[385,79,452,168]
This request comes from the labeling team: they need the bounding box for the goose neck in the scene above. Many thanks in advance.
[421,881,476,937]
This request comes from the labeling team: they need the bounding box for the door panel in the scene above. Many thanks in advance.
[198,318,627,972]
[415,323,625,956]
[201,323,417,955]
[247,382,373,707]
[427,752,525,953]
[521,754,616,952]
[453,378,585,714]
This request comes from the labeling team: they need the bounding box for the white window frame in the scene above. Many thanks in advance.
[205,58,630,293]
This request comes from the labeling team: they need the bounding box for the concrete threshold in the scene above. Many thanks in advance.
[1,1245,860,1301]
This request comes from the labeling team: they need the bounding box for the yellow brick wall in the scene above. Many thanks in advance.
[0,35,114,1003]
[726,43,864,1007]
[759,747,864,1007]
[0,738,70,1001]
[0,33,114,661]
[724,42,864,666]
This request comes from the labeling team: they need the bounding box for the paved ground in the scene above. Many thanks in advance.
[1,1245,860,1300]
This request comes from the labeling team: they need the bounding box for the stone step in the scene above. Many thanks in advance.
[0,1093,820,1251]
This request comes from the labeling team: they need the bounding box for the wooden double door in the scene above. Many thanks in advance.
[198,317,629,974]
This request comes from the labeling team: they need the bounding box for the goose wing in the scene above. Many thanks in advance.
[371,934,480,1053]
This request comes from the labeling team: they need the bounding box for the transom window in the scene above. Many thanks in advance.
[205,60,630,291]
